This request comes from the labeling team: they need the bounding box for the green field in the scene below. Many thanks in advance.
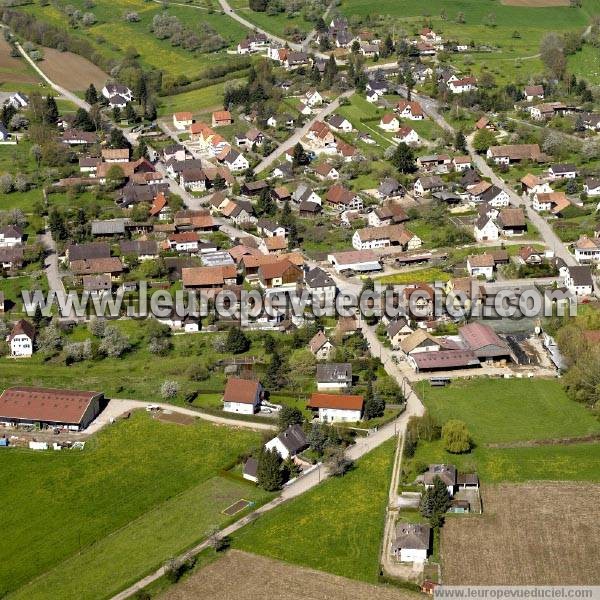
[157,81,234,116]
[229,0,312,37]
[233,438,396,583]
[341,0,600,84]
[0,412,266,598]
[421,378,600,444]
[408,439,600,484]
[20,0,248,77]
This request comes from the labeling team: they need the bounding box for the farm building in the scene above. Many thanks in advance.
[0,386,103,430]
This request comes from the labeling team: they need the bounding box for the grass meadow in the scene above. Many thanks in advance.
[0,411,266,598]
[233,438,396,583]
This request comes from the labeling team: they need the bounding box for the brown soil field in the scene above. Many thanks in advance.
[0,38,39,84]
[222,499,251,515]
[441,483,600,585]
[154,412,197,426]
[501,0,569,6]
[161,550,419,600]
[38,47,108,92]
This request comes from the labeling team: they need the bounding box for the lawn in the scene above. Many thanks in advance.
[158,81,235,116]
[420,377,600,445]
[233,438,396,583]
[0,411,265,598]
[229,0,312,37]
[376,267,451,285]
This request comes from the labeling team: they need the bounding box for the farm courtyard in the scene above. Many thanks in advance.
[441,483,600,585]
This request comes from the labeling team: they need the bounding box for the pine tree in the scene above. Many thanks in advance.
[280,200,292,227]
[44,95,59,125]
[292,142,309,169]
[224,327,250,354]
[454,130,466,152]
[84,84,98,105]
[256,448,283,491]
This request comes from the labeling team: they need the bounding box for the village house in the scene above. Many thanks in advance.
[326,185,363,211]
[584,177,600,197]
[166,231,199,253]
[532,191,571,215]
[182,265,237,289]
[327,115,352,133]
[394,99,424,120]
[386,318,413,349]
[520,173,553,196]
[293,183,322,206]
[222,377,262,414]
[486,144,542,165]
[352,224,422,251]
[0,225,22,247]
[7,319,35,358]
[258,259,303,289]
[307,120,336,149]
[524,84,544,102]
[314,162,340,180]
[519,245,545,265]
[379,113,400,132]
[467,254,495,279]
[391,523,431,563]
[305,89,323,107]
[474,213,500,242]
[497,207,527,236]
[529,102,568,121]
[414,175,444,197]
[119,240,159,262]
[368,203,408,227]
[480,185,510,208]
[163,144,189,163]
[211,110,233,127]
[70,257,124,281]
[394,127,420,145]
[564,265,594,297]
[316,363,352,391]
[452,156,472,172]
[548,163,578,180]
[305,267,336,304]
[265,424,309,460]
[417,154,451,174]
[102,83,133,103]
[377,178,403,200]
[172,111,193,131]
[307,392,364,423]
[217,147,249,172]
[259,235,288,255]
[308,330,334,360]
[447,76,477,94]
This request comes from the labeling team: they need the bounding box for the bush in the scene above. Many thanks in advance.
[442,419,472,453]
[160,380,179,399]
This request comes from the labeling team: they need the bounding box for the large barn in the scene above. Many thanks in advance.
[0,387,103,431]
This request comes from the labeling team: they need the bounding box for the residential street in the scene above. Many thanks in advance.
[253,90,355,173]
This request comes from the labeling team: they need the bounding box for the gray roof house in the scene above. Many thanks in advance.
[316,363,352,390]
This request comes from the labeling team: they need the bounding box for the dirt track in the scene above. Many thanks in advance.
[441,483,600,585]
[161,550,419,600]
[501,0,569,6]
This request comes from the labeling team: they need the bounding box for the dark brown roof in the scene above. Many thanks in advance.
[0,386,101,425]
[8,319,35,341]
[67,242,111,262]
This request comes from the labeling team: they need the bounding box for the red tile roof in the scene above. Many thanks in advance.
[308,393,364,411]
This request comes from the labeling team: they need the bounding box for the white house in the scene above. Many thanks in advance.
[316,363,352,391]
[394,127,420,145]
[564,266,594,297]
[395,100,424,120]
[548,164,577,180]
[474,216,500,242]
[379,114,400,132]
[448,77,477,94]
[101,83,133,103]
[327,114,352,133]
[467,254,495,279]
[264,424,309,460]
[217,147,249,172]
[391,523,431,563]
[366,90,380,103]
[6,92,28,110]
[0,225,22,247]
[308,330,334,360]
[352,224,422,251]
[7,319,35,357]
[305,89,323,107]
[307,392,363,423]
[222,377,262,414]
[480,185,510,208]
[584,178,600,197]
[574,236,600,264]
[172,112,193,130]
[305,267,337,304]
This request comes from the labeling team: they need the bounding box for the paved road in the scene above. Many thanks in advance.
[16,42,91,111]
[254,90,354,173]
